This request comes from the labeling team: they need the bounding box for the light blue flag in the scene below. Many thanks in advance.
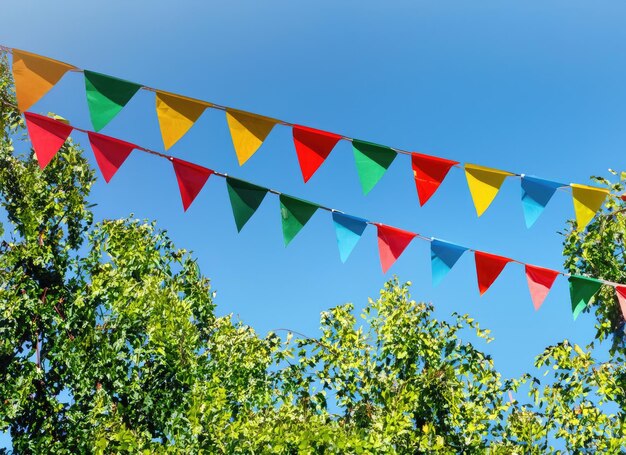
[431,239,467,287]
[521,176,564,228]
[332,212,368,263]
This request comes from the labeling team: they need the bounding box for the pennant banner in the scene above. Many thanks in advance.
[84,70,142,131]
[568,275,603,320]
[352,140,397,195]
[430,239,467,287]
[474,251,512,295]
[615,286,626,321]
[570,184,609,230]
[12,49,75,112]
[226,109,277,166]
[465,164,514,217]
[525,264,560,310]
[376,224,416,273]
[412,153,459,206]
[226,177,269,232]
[292,125,342,182]
[87,131,136,183]
[171,158,213,211]
[521,176,564,228]
[280,195,319,245]
[156,91,210,150]
[332,212,368,263]
[24,112,73,169]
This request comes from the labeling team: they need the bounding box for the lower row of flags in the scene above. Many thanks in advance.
[22,111,626,322]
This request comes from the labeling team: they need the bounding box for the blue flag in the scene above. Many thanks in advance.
[521,176,564,228]
[431,239,467,287]
[332,212,368,263]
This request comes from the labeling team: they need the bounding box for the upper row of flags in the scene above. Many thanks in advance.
[6,47,609,230]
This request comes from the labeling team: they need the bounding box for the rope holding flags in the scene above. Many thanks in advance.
[3,46,611,230]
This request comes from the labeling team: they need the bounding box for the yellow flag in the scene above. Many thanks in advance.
[12,49,75,112]
[571,183,608,230]
[226,109,277,165]
[155,91,211,150]
[464,164,514,216]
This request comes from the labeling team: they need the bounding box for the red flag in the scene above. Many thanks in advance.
[292,125,342,182]
[87,132,136,183]
[474,251,512,295]
[411,152,459,206]
[24,112,73,169]
[525,264,559,310]
[376,223,417,273]
[615,285,626,320]
[172,158,213,211]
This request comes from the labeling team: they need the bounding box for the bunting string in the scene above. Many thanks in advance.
[15,106,626,321]
[0,46,610,230]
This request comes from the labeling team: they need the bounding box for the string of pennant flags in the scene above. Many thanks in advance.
[2,46,611,230]
[19,109,626,321]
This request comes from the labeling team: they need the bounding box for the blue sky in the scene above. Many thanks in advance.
[2,0,626,446]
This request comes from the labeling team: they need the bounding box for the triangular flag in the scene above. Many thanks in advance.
[474,251,513,295]
[614,285,626,320]
[12,49,75,112]
[226,177,269,232]
[430,239,467,287]
[24,112,73,169]
[171,158,213,211]
[568,275,603,320]
[226,109,277,165]
[279,195,319,246]
[376,224,416,274]
[521,176,564,228]
[87,132,136,183]
[525,264,560,310]
[352,140,397,195]
[332,212,368,263]
[464,164,514,217]
[412,153,459,206]
[570,184,609,230]
[292,125,342,182]
[156,91,210,150]
[84,70,142,131]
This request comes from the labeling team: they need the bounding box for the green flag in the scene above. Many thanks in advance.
[568,275,603,320]
[226,177,269,232]
[84,70,142,131]
[352,140,397,195]
[279,194,319,245]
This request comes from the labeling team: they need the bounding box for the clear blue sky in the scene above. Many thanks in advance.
[2,0,626,446]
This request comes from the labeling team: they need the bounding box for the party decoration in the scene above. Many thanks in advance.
[87,132,136,183]
[171,158,213,211]
[412,153,459,206]
[376,224,416,273]
[352,140,397,195]
[292,125,342,182]
[12,49,74,112]
[571,183,609,230]
[226,109,277,165]
[474,251,512,295]
[525,264,560,310]
[280,195,319,245]
[226,177,269,232]
[332,212,368,262]
[156,91,210,150]
[521,176,564,228]
[430,239,467,287]
[24,112,73,169]
[465,164,514,217]
[615,285,626,320]
[568,275,603,320]
[84,70,141,131]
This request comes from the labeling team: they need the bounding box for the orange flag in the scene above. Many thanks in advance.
[155,91,211,150]
[12,49,75,112]
[226,109,277,165]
